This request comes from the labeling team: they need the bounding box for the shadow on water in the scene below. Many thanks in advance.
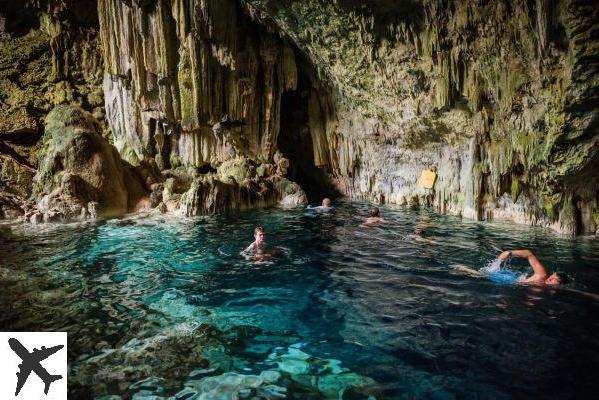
[1,201,599,399]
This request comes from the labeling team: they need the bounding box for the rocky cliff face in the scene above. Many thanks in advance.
[243,0,599,234]
[1,0,306,220]
[98,0,309,215]
[1,0,597,233]
[0,0,105,218]
[98,0,302,168]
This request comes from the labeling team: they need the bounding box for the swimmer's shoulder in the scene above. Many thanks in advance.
[521,273,546,285]
[242,242,257,253]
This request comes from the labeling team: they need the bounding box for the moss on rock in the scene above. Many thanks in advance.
[31,105,147,220]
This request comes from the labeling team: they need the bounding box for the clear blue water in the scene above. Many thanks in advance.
[1,202,599,399]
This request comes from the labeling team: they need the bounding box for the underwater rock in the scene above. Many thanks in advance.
[175,371,286,400]
[265,345,379,398]
[28,105,148,221]
[70,324,219,395]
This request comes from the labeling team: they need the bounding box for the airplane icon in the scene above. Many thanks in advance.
[8,338,64,396]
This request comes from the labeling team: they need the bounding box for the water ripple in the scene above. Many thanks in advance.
[1,202,599,398]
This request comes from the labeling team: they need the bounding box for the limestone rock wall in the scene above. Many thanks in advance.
[245,0,599,234]
[179,173,306,216]
[2,0,308,220]
[2,0,597,233]
[98,0,300,168]
[0,0,105,217]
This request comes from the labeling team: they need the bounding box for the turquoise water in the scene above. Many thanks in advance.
[1,202,599,399]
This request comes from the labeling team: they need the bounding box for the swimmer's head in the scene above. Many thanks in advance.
[322,198,331,207]
[546,272,569,285]
[370,207,380,217]
[254,226,266,244]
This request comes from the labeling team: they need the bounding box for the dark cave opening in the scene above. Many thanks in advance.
[278,70,337,203]
[0,0,99,35]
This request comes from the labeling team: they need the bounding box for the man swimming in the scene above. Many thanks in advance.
[307,198,333,213]
[240,227,281,261]
[497,249,567,285]
[453,249,568,286]
[364,206,385,225]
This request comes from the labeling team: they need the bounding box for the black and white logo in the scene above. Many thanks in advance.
[0,332,67,399]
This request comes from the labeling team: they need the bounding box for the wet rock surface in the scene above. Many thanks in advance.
[66,286,375,399]
[179,156,306,216]
[25,105,148,220]
[179,174,305,216]
[0,0,104,202]
[99,0,301,167]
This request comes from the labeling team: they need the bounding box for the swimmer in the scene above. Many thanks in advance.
[307,198,333,213]
[240,226,282,261]
[364,207,385,225]
[497,249,568,285]
[408,220,437,244]
[452,263,525,285]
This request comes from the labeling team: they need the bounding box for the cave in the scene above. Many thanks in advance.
[278,66,338,203]
[1,2,599,399]
[0,0,597,231]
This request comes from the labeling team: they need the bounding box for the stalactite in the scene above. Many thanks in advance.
[92,0,599,233]
[98,0,301,167]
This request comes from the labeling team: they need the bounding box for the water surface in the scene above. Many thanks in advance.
[1,202,598,399]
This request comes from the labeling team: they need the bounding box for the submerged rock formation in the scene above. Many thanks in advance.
[1,0,597,233]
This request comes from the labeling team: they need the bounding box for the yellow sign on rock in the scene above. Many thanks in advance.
[417,169,437,189]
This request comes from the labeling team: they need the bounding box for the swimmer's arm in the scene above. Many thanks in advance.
[502,249,548,280]
[240,243,256,256]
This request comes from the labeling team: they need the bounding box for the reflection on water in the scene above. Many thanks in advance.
[1,202,599,399]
